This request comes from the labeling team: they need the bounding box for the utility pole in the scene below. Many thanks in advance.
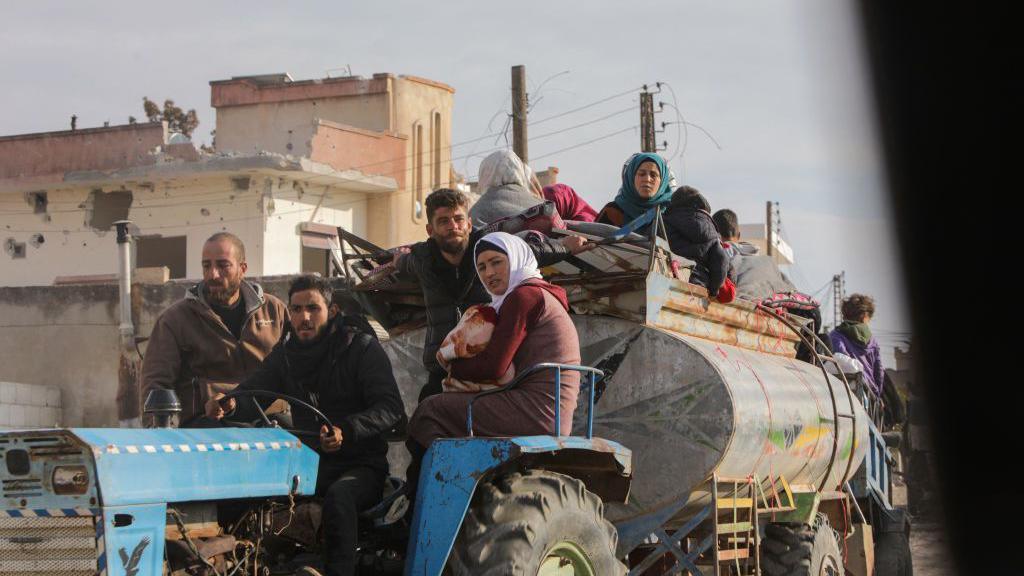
[832,271,846,327]
[640,87,655,152]
[511,65,528,163]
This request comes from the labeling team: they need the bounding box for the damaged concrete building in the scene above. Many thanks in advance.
[0,72,454,285]
[0,71,455,426]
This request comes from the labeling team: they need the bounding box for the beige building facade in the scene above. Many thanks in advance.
[211,72,455,248]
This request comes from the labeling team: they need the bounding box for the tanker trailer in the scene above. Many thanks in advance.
[333,214,911,576]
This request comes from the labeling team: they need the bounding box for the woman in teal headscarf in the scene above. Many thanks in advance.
[597,152,674,227]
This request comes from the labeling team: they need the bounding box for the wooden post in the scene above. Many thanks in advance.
[765,201,774,258]
[640,91,655,152]
[511,65,528,163]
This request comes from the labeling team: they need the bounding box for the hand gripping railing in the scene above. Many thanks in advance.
[466,363,605,439]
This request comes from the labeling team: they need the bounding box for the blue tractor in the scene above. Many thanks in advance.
[0,363,631,575]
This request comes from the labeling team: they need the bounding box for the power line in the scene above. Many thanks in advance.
[531,125,639,161]
[529,86,643,126]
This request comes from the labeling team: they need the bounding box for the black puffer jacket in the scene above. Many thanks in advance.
[234,316,405,475]
[663,206,731,295]
[396,228,569,374]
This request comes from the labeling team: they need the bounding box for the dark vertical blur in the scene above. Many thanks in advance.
[856,3,1016,574]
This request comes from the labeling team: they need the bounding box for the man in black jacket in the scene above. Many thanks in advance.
[206,275,405,576]
[394,188,589,402]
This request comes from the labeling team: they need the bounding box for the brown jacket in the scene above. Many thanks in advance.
[140,280,286,422]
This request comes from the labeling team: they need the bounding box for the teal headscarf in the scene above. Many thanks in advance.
[613,152,674,221]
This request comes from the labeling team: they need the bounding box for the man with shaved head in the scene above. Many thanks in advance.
[140,232,287,423]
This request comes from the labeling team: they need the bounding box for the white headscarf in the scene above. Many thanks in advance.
[474,231,542,313]
[477,149,529,193]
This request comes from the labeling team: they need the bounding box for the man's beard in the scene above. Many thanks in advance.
[205,276,242,306]
[437,233,468,255]
[294,320,330,344]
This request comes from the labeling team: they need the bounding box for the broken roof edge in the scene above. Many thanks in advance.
[0,121,167,144]
[0,153,398,195]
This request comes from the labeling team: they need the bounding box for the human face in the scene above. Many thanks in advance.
[633,161,662,199]
[201,239,246,306]
[476,250,511,296]
[426,205,471,255]
[288,289,332,343]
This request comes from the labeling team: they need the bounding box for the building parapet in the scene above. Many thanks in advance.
[0,121,167,181]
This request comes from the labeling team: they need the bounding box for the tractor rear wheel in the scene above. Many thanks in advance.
[760,513,843,576]
[447,469,626,576]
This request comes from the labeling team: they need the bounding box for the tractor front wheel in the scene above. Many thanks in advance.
[447,469,626,576]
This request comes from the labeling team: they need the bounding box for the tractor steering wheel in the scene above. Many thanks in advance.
[220,389,334,443]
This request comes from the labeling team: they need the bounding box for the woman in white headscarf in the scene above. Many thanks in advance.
[407,231,582,447]
[469,149,545,225]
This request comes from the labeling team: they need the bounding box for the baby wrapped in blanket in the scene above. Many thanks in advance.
[435,304,514,392]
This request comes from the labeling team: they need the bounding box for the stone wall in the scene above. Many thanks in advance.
[0,276,296,427]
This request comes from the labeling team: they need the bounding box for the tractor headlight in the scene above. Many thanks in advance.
[52,465,90,495]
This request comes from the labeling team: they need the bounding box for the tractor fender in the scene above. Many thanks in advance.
[404,435,631,576]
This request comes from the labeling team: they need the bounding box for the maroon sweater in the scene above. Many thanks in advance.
[408,278,581,443]
[451,280,569,382]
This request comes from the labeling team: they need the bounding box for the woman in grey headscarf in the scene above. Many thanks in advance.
[469,149,544,225]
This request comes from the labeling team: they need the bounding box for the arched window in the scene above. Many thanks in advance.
[412,122,425,222]
[432,111,442,190]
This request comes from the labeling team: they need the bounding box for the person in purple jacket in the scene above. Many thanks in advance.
[829,294,886,395]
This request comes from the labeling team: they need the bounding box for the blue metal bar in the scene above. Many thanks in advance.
[609,207,656,240]
[587,371,596,439]
[626,504,712,576]
[554,369,562,436]
[465,363,604,438]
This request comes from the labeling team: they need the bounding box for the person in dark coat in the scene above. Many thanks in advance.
[394,188,589,402]
[663,186,732,299]
[206,275,405,576]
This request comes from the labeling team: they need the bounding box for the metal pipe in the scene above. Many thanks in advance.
[114,220,134,352]
[845,482,868,524]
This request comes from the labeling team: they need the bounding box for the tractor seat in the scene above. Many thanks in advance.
[359,476,409,527]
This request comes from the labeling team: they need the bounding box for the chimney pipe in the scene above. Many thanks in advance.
[114,221,135,354]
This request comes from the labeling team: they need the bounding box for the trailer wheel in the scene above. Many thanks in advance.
[446,470,626,576]
[874,528,913,576]
[761,513,842,576]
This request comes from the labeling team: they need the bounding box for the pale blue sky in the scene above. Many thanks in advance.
[1,0,910,358]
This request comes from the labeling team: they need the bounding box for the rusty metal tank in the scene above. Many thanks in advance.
[563,315,869,526]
